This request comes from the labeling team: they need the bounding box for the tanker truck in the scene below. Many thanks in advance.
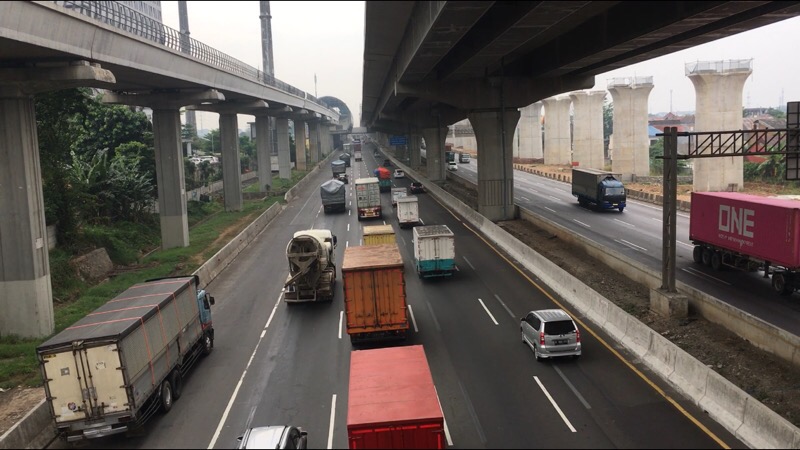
[284,229,338,302]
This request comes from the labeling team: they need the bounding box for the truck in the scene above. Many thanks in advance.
[347,345,445,449]
[445,149,456,163]
[571,167,626,212]
[36,275,215,443]
[355,177,382,220]
[412,225,457,278]
[391,187,407,207]
[374,167,392,192]
[332,159,347,177]
[339,153,352,167]
[354,142,363,161]
[320,179,346,214]
[284,229,338,302]
[342,243,409,344]
[396,195,420,229]
[690,191,800,295]
[362,224,396,246]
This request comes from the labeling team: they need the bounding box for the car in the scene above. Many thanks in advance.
[447,161,458,171]
[236,426,308,449]
[520,309,581,361]
[409,182,426,194]
[393,169,405,179]
[383,159,392,167]
[336,173,349,184]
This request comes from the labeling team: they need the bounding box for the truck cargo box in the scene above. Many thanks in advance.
[690,192,800,269]
[363,224,396,246]
[397,196,420,228]
[571,167,626,211]
[355,177,382,220]
[348,345,445,449]
[412,225,456,278]
[391,187,408,207]
[342,244,408,343]
[321,179,346,213]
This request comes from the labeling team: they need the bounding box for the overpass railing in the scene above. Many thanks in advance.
[52,1,329,109]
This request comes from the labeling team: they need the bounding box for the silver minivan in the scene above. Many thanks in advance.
[520,309,581,361]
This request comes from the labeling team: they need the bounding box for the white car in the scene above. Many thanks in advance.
[394,169,405,179]
[447,161,458,171]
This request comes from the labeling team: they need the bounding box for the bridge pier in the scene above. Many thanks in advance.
[514,102,543,162]
[608,78,654,179]
[152,108,190,247]
[569,91,606,170]
[294,119,307,171]
[254,113,273,192]
[219,113,243,211]
[308,120,321,165]
[542,96,572,165]
[469,109,520,221]
[422,126,448,182]
[276,117,291,180]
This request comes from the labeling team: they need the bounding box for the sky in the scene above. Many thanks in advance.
[160,2,800,131]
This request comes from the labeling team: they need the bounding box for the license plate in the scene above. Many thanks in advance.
[553,339,568,345]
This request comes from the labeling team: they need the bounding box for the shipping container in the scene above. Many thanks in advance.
[363,224,396,246]
[348,345,445,449]
[342,244,408,343]
[690,191,800,294]
[355,177,382,220]
[396,196,420,229]
[412,225,456,278]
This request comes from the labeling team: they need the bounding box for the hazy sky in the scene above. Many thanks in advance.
[161,1,800,130]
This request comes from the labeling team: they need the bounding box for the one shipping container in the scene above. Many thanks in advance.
[412,225,457,278]
[690,191,800,294]
[363,224,396,246]
[355,177,382,220]
[342,244,408,344]
[396,196,420,229]
[348,345,445,449]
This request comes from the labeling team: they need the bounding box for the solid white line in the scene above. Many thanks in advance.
[618,239,648,252]
[553,366,591,410]
[544,206,556,213]
[338,311,344,339]
[433,386,454,446]
[408,305,419,332]
[493,294,515,319]
[347,223,350,232]
[327,394,337,449]
[463,256,476,270]
[678,241,694,249]
[534,376,576,432]
[207,294,281,449]
[681,267,732,285]
[613,218,636,228]
[478,298,499,325]
[573,219,591,228]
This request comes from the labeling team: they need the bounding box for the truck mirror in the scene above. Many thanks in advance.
[205,294,215,307]
[333,235,338,247]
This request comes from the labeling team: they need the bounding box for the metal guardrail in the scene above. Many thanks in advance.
[607,76,654,88]
[684,59,753,75]
[52,1,329,109]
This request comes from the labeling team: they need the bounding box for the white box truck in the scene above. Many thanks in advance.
[355,177,382,220]
[396,195,420,228]
[412,225,457,278]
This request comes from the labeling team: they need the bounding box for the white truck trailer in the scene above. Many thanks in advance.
[412,225,457,278]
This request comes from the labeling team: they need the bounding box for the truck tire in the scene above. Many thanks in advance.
[170,370,183,401]
[160,379,173,413]
[772,272,794,296]
[202,333,213,356]
[702,248,713,266]
[711,252,723,271]
[618,207,624,212]
[692,246,703,264]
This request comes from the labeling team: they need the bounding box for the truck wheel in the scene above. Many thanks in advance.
[618,207,624,212]
[160,379,173,413]
[711,252,723,271]
[170,370,183,401]
[692,246,703,264]
[202,333,213,356]
[772,273,794,296]
[702,248,713,266]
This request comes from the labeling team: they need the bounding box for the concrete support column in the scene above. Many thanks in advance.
[255,114,273,192]
[422,127,448,181]
[569,91,606,170]
[688,62,752,192]
[542,96,572,165]
[308,121,321,165]
[410,134,421,169]
[0,89,54,338]
[295,120,307,171]
[152,108,190,249]
[276,117,291,179]
[323,126,332,156]
[608,79,654,179]
[514,102,543,162]
[469,109,520,221]
[219,113,242,211]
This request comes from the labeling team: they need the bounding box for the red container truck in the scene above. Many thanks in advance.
[347,345,445,449]
[690,191,800,295]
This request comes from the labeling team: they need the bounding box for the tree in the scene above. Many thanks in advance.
[71,98,152,159]
[182,123,198,140]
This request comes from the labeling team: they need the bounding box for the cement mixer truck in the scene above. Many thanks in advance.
[284,229,338,302]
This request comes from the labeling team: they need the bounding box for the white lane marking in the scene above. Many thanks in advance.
[573,219,591,228]
[399,235,406,246]
[383,220,386,225]
[338,311,344,339]
[348,210,351,216]
[534,376,576,433]
[347,223,350,232]
[207,294,282,449]
[617,239,648,252]
[531,189,540,194]
[346,240,349,248]
[426,302,442,332]
[613,218,636,228]
[478,298,499,325]
[349,201,352,206]
[681,267,732,285]
[549,195,560,201]
[678,241,694,249]
[553,366,591,410]
[493,294,515,319]
[521,196,530,202]
[544,206,556,213]
[291,192,318,224]
[651,217,663,223]
[408,305,419,332]
[327,394,337,449]
[463,256,476,270]
[433,386,454,447]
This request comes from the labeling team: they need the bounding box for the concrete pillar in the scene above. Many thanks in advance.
[152,108,190,249]
[514,102,543,162]
[276,117,291,179]
[324,126,333,156]
[410,134,421,169]
[255,114,273,192]
[308,121,321,165]
[608,78,654,179]
[687,60,752,192]
[219,113,242,211]
[468,109,520,221]
[295,120,307,171]
[542,95,572,165]
[422,127,448,181]
[569,91,606,170]
[0,88,54,338]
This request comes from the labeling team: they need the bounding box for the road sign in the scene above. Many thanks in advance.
[389,135,408,146]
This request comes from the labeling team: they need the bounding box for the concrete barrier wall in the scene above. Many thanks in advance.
[0,399,51,449]
[387,154,800,449]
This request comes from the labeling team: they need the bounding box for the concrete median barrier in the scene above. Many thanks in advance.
[700,372,747,434]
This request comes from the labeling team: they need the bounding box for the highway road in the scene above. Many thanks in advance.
[455,160,800,338]
[63,146,743,449]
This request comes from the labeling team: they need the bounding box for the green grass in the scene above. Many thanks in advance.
[0,172,305,390]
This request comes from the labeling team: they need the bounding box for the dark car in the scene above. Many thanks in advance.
[409,182,426,194]
[236,426,307,449]
[383,159,392,167]
[336,173,349,184]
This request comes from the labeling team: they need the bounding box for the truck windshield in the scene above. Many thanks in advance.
[605,187,625,196]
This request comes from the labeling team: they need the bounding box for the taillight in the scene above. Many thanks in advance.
[539,331,545,346]
[576,328,581,343]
